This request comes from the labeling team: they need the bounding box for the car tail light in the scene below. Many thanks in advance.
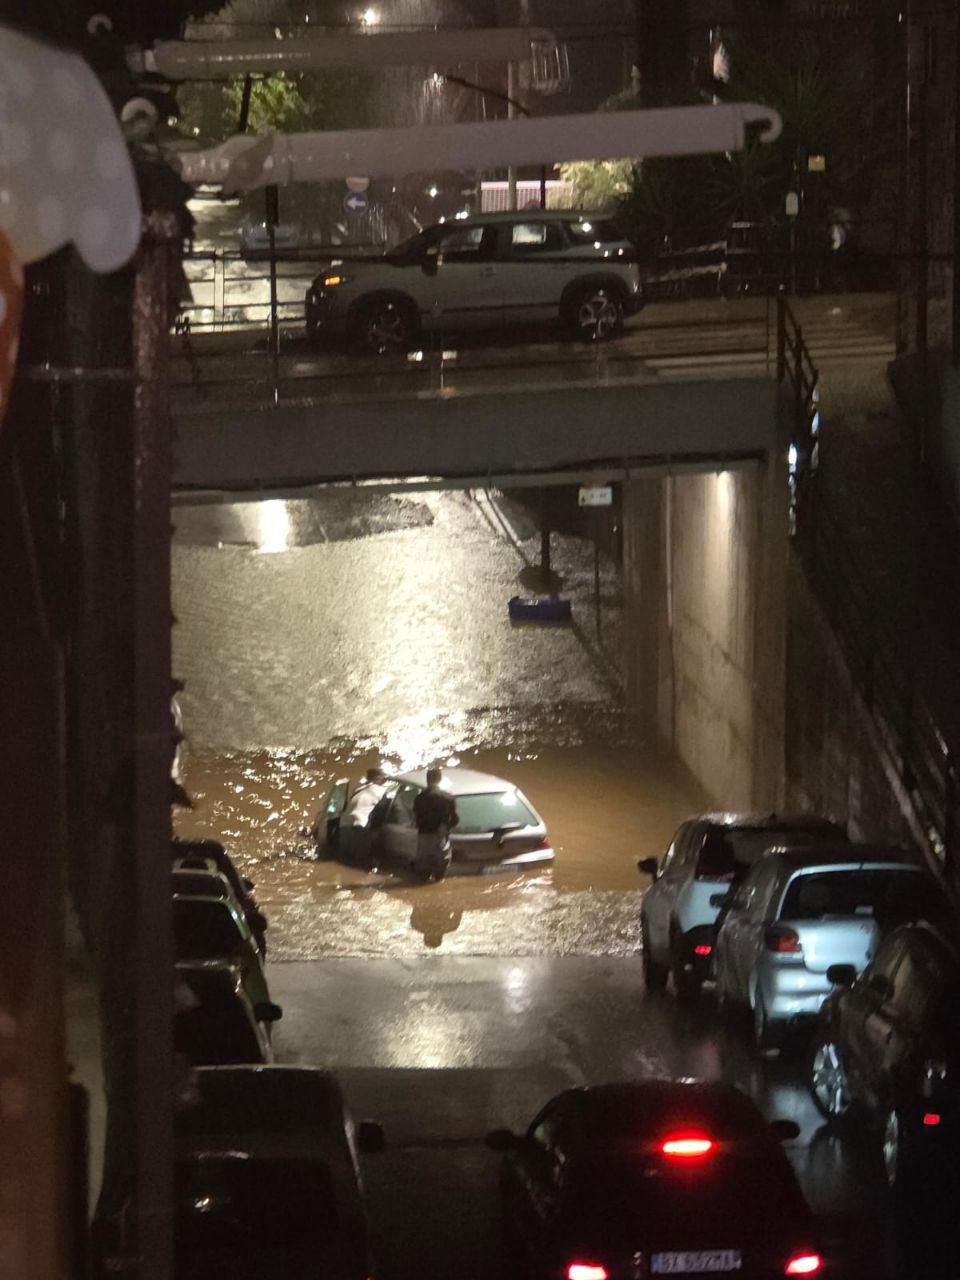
[660,1134,714,1158]
[567,1264,608,1280]
[535,838,552,851]
[764,926,802,954]
[923,1112,942,1126]
[694,944,712,956]
[784,1254,821,1275]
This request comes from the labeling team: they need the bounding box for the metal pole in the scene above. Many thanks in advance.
[266,185,280,405]
[131,209,177,1280]
[954,0,960,364]
[507,61,518,210]
[593,509,602,637]
[540,489,551,587]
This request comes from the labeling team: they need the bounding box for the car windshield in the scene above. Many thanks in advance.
[454,790,538,834]
[173,900,243,960]
[779,868,943,924]
[175,1156,336,1279]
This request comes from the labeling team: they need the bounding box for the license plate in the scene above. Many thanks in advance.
[651,1250,742,1274]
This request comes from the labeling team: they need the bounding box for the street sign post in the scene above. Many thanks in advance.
[344,190,369,216]
[578,485,613,508]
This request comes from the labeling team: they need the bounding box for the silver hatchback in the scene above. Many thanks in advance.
[713,845,945,1051]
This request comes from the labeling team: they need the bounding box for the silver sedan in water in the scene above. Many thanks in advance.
[713,844,946,1051]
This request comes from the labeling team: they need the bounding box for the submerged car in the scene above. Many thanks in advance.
[488,1079,821,1280]
[305,210,642,352]
[714,844,947,1050]
[638,813,846,999]
[175,1065,384,1280]
[319,767,553,874]
[808,921,959,1190]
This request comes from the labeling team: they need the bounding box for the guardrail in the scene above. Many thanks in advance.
[780,294,960,882]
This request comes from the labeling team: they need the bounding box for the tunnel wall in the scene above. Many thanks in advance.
[624,455,788,809]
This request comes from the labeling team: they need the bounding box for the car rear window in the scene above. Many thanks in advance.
[566,218,625,244]
[454,790,538,835]
[778,868,943,924]
[175,1156,336,1277]
[698,827,835,879]
[173,900,243,961]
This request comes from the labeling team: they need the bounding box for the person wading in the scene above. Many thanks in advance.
[413,767,459,881]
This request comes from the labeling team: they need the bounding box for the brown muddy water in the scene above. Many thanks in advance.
[172,491,707,957]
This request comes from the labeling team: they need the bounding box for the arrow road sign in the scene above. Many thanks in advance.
[344,190,369,215]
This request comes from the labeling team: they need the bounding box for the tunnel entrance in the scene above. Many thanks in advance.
[172,458,786,959]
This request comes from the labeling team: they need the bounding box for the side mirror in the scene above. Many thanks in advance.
[637,857,659,877]
[485,1128,518,1152]
[769,1119,800,1143]
[254,1002,283,1023]
[826,963,857,989]
[242,878,255,892]
[357,1120,386,1154]
[710,892,732,909]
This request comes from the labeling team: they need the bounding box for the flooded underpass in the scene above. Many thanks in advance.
[172,487,708,958]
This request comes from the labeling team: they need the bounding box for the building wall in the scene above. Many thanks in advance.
[623,454,788,808]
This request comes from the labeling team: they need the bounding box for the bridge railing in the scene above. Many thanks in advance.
[780,294,960,882]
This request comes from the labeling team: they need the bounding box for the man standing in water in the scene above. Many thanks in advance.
[413,767,459,881]
[339,766,388,867]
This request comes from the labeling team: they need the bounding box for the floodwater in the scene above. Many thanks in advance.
[172,489,708,957]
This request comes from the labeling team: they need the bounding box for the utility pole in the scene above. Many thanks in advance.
[952,0,960,364]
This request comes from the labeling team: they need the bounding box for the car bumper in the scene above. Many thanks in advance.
[305,289,349,337]
[450,847,555,876]
[679,925,716,978]
[761,966,834,1024]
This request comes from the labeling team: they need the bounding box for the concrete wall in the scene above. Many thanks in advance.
[623,454,788,809]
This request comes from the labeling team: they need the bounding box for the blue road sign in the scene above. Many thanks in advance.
[344,190,369,215]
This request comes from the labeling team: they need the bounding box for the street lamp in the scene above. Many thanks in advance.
[360,7,379,25]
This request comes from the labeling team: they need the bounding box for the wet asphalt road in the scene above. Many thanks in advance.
[270,956,905,1280]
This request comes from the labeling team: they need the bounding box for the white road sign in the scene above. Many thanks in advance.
[578,485,613,508]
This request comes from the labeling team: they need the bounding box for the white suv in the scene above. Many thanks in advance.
[305,211,642,353]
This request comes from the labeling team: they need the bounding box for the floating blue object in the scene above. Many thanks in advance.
[508,595,572,623]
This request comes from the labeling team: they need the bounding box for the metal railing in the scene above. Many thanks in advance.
[779,294,960,883]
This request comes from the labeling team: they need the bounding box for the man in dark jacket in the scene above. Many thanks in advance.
[413,767,459,881]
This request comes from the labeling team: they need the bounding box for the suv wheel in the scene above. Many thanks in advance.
[353,297,418,355]
[564,285,623,341]
[641,914,668,992]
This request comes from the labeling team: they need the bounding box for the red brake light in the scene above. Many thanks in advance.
[764,926,802,954]
[694,944,712,956]
[567,1265,608,1280]
[923,1112,942,1126]
[785,1254,821,1275]
[660,1134,714,1158]
[535,838,553,851]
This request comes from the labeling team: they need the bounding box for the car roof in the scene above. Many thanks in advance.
[396,767,517,795]
[696,812,846,834]
[455,210,617,226]
[172,869,231,895]
[549,1080,771,1142]
[766,843,920,871]
[177,1066,350,1152]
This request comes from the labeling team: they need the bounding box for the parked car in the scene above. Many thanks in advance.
[713,844,946,1050]
[172,892,272,1011]
[487,1079,821,1280]
[318,767,553,874]
[237,217,299,259]
[304,210,642,353]
[175,1065,385,1280]
[174,961,281,1066]
[172,837,268,952]
[807,921,959,1190]
[638,813,846,999]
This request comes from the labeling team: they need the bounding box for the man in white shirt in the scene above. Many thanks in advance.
[339,767,388,866]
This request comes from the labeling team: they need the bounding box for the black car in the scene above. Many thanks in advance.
[488,1080,821,1279]
[173,837,268,953]
[807,921,960,1190]
[174,961,281,1066]
[175,1066,385,1280]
